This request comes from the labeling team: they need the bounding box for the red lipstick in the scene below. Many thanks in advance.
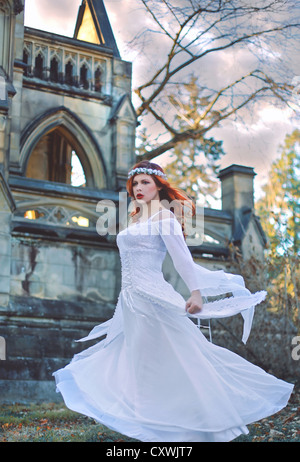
[136,194,144,199]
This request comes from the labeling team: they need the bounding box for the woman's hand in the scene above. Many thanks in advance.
[185,290,203,314]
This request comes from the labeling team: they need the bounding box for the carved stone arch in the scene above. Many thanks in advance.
[49,47,62,61]
[0,0,11,14]
[79,57,92,89]
[0,0,21,14]
[20,107,107,188]
[65,52,77,73]
[33,44,47,60]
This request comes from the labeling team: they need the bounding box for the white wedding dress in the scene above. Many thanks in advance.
[53,210,293,442]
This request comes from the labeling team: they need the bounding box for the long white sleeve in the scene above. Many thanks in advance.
[152,212,200,293]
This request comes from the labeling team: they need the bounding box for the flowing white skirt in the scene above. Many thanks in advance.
[53,287,293,442]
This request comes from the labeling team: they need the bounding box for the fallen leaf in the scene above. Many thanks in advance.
[283,412,297,424]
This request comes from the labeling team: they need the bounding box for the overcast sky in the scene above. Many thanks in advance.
[24,0,300,201]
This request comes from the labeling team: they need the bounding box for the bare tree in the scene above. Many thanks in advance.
[132,0,300,160]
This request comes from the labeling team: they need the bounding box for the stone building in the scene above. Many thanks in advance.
[0,1,267,403]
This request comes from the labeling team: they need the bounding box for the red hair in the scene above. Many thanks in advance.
[126,161,195,235]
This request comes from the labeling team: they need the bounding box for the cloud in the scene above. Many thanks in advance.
[24,0,81,36]
[23,0,299,193]
[213,105,296,197]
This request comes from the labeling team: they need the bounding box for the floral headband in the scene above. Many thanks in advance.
[127,167,167,180]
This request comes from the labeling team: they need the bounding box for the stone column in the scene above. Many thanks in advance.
[218,164,256,213]
[9,6,25,174]
[218,164,256,247]
[0,170,15,307]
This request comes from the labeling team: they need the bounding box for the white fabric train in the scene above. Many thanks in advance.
[53,210,293,443]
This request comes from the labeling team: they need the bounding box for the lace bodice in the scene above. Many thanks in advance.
[76,212,266,347]
[116,211,199,295]
[114,209,267,344]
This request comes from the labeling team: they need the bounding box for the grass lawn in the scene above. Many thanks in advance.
[0,402,137,442]
[0,385,299,443]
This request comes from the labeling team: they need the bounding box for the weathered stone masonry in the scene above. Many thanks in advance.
[0,1,268,402]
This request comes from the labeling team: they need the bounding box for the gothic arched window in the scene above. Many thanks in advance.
[34,53,43,79]
[94,66,102,92]
[80,64,89,90]
[50,57,59,82]
[23,49,29,76]
[25,128,87,188]
[65,61,73,85]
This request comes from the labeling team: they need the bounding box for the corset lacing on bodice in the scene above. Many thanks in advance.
[119,247,166,291]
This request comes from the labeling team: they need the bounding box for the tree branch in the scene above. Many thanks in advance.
[139,77,278,160]
[135,22,300,118]
[133,1,300,160]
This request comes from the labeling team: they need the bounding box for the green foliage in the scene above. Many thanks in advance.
[258,129,300,256]
[137,77,225,205]
[256,130,300,323]
[165,138,223,204]
[165,78,224,204]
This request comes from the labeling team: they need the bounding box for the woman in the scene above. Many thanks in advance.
[53,161,293,442]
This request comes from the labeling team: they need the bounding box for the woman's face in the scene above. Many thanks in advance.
[132,174,161,204]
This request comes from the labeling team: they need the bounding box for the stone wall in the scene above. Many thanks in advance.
[0,295,117,403]
[1,2,288,405]
[10,235,120,303]
[0,227,121,403]
[0,173,15,308]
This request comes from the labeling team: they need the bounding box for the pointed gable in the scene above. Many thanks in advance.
[110,94,137,124]
[74,0,120,58]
